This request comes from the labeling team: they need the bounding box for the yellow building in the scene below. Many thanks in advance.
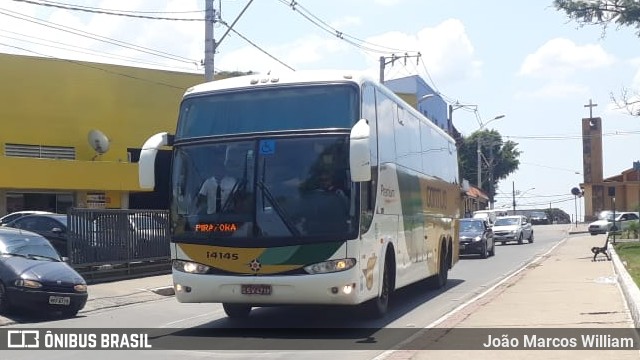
[0,53,203,215]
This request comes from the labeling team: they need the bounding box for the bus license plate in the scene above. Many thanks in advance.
[49,296,71,305]
[241,284,272,295]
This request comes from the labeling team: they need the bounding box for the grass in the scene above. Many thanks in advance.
[614,242,640,287]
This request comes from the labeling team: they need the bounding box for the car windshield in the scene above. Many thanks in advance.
[495,218,519,226]
[0,236,61,261]
[129,216,164,230]
[598,211,614,221]
[460,221,483,232]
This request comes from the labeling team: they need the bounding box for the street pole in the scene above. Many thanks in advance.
[512,181,516,213]
[574,195,578,227]
[204,0,215,82]
[477,139,482,190]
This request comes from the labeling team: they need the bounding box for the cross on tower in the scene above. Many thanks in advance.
[584,99,598,119]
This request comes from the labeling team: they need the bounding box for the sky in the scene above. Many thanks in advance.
[1,0,639,220]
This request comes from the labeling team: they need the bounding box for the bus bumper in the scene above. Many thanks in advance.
[171,268,364,305]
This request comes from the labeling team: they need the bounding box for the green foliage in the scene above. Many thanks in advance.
[627,220,640,239]
[553,0,640,36]
[613,242,640,287]
[458,129,521,203]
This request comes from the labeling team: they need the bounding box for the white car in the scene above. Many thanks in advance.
[588,211,639,235]
[492,215,534,245]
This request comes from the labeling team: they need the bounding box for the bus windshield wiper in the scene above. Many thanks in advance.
[256,180,300,237]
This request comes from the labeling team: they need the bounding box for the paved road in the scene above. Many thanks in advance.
[2,224,571,359]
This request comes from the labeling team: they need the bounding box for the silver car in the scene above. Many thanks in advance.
[492,215,534,245]
[588,212,640,235]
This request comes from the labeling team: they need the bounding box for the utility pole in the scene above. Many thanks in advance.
[512,181,516,213]
[477,139,482,191]
[204,0,216,82]
[379,53,421,83]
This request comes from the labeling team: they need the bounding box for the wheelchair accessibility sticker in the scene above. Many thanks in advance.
[259,140,275,155]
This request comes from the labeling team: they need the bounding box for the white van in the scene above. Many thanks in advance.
[472,209,508,226]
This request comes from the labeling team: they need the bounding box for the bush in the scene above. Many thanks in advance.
[627,220,639,239]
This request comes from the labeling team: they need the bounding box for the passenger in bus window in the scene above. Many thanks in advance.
[197,160,238,214]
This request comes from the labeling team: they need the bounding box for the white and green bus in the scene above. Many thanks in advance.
[139,71,461,319]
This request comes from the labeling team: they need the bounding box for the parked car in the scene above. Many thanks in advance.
[0,227,87,317]
[0,210,54,226]
[588,211,640,235]
[4,214,68,257]
[529,211,549,225]
[459,218,495,258]
[493,215,534,245]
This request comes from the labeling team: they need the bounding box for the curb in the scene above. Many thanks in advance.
[610,246,640,328]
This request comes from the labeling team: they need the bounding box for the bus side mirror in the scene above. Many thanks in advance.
[349,118,371,182]
[139,132,173,189]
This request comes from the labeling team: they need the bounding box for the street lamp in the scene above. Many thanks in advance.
[477,114,505,191]
[512,185,535,213]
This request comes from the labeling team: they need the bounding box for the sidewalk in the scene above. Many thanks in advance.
[81,273,175,313]
[385,229,640,360]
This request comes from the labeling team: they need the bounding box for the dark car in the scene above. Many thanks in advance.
[0,227,87,317]
[5,214,68,257]
[529,211,549,225]
[459,218,495,259]
[0,211,55,226]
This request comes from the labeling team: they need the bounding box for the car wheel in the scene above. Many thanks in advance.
[0,282,10,314]
[223,303,252,319]
[517,233,523,245]
[489,240,495,256]
[480,241,488,259]
[528,231,534,243]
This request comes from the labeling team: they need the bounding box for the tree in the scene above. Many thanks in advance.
[553,0,640,36]
[458,129,521,206]
[554,0,640,115]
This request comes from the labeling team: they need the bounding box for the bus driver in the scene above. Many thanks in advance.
[197,159,237,214]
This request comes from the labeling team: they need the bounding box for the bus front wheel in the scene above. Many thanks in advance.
[223,303,251,319]
[363,260,391,318]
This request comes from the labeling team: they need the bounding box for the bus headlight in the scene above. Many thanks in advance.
[173,260,210,274]
[304,258,356,274]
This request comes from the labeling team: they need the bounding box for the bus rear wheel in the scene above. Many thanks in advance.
[427,243,449,289]
[223,303,251,319]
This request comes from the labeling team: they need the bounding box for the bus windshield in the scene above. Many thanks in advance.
[171,136,358,245]
[176,84,358,139]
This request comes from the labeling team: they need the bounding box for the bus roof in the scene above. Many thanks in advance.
[184,70,373,97]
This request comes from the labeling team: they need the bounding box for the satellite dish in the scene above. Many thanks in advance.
[88,129,110,155]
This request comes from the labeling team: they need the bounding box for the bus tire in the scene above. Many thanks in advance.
[427,241,449,289]
[223,303,251,319]
[363,259,391,319]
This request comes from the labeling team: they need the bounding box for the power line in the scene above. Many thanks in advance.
[0,42,186,90]
[219,20,295,71]
[0,8,199,65]
[37,0,204,14]
[11,0,204,21]
[0,30,200,72]
[275,0,416,55]
[504,130,640,141]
